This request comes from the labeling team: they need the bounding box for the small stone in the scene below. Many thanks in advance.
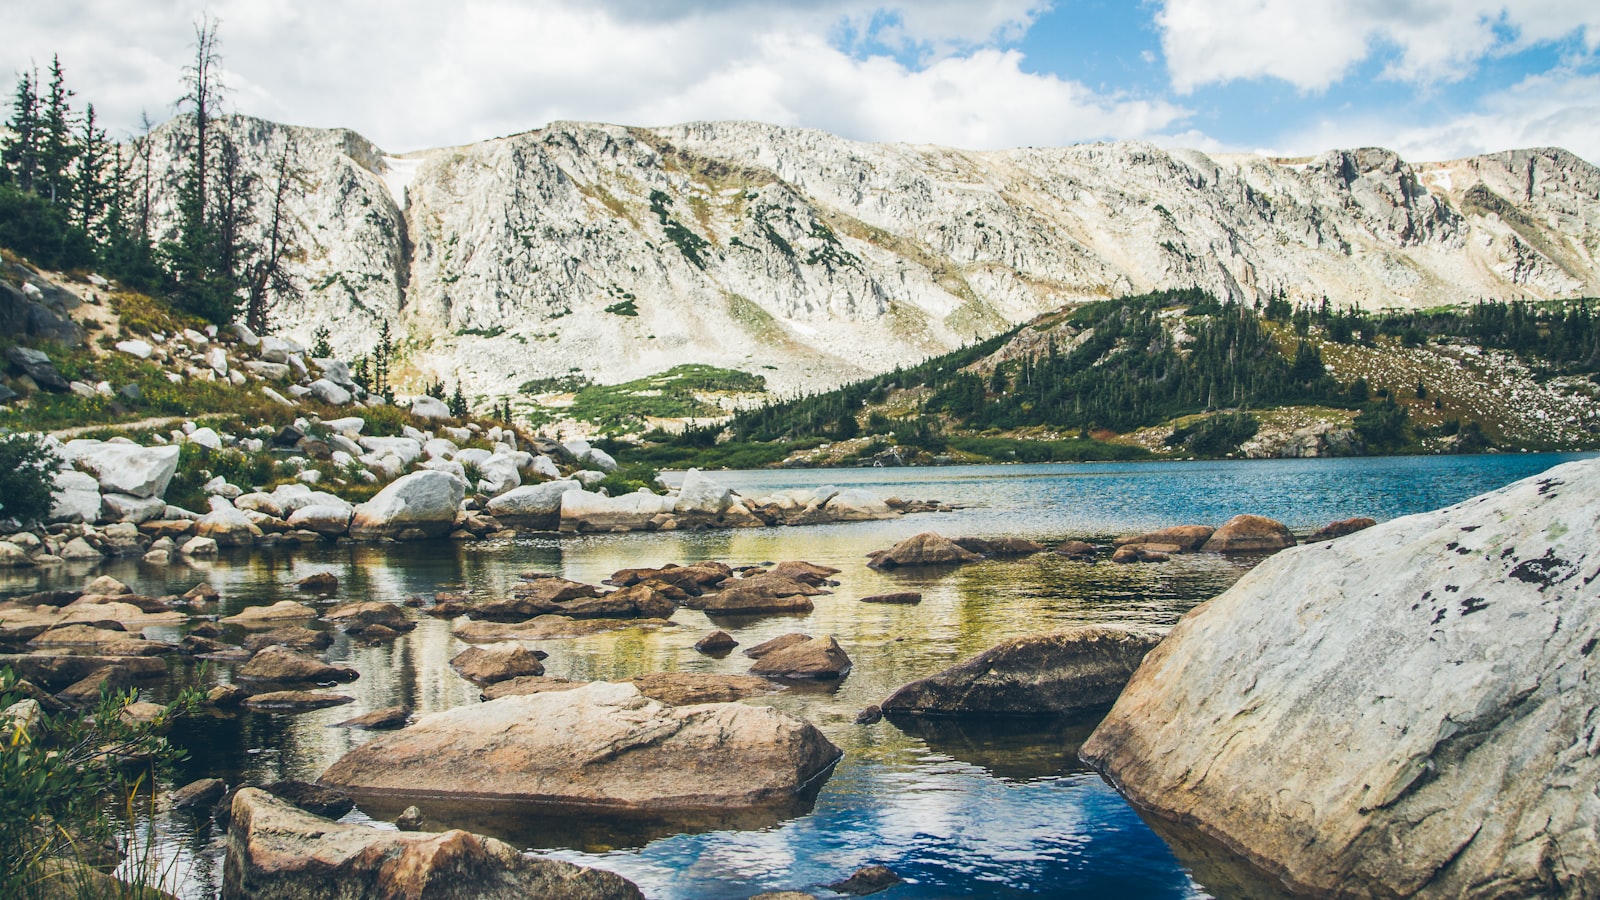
[395,806,427,831]
[827,865,901,896]
[296,571,339,592]
[335,705,411,730]
[172,777,228,810]
[855,705,883,725]
[694,629,738,655]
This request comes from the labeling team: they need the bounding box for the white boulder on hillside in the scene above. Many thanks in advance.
[1081,458,1600,897]
[60,440,180,499]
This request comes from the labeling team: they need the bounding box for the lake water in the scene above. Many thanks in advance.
[2,453,1590,898]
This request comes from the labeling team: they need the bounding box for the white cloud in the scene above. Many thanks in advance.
[1266,68,1600,164]
[1157,0,1600,93]
[0,0,1173,152]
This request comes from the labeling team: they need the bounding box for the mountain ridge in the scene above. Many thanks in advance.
[131,114,1600,419]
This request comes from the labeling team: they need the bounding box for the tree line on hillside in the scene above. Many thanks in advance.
[1265,292,1600,373]
[1,17,301,333]
[653,287,1597,460]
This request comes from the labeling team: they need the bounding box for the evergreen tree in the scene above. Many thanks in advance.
[36,55,78,206]
[73,103,109,237]
[166,15,233,321]
[1,68,40,190]
[245,140,303,334]
[449,383,468,417]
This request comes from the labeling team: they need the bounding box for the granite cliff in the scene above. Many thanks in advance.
[137,116,1600,407]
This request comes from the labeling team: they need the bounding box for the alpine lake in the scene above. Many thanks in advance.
[2,453,1590,899]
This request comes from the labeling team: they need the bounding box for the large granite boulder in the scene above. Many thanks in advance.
[1199,514,1295,553]
[223,787,642,899]
[882,626,1162,716]
[485,479,580,530]
[318,682,841,812]
[1081,458,1600,897]
[60,440,180,499]
[350,470,465,540]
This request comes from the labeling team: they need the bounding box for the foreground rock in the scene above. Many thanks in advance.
[883,626,1162,716]
[223,788,643,899]
[1081,458,1600,897]
[318,682,841,813]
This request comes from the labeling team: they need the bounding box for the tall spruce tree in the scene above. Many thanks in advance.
[36,55,78,206]
[166,15,236,322]
[1,68,40,190]
[73,103,109,237]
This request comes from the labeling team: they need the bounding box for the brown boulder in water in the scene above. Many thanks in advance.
[1200,514,1295,553]
[317,682,841,814]
[867,533,983,569]
[881,626,1163,716]
[223,788,643,900]
[749,635,852,680]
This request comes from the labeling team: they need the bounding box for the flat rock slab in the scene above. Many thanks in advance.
[244,691,356,712]
[882,626,1163,716]
[1081,458,1600,897]
[224,788,643,899]
[221,601,319,626]
[318,681,841,814]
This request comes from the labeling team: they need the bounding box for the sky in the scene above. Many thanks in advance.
[6,0,1600,163]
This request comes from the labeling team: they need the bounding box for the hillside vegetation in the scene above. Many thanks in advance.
[608,289,1600,468]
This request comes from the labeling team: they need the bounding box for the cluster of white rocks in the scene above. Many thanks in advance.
[1,426,912,565]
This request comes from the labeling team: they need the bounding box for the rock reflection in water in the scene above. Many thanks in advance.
[885,709,1108,781]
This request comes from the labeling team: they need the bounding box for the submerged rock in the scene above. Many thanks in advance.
[882,626,1162,717]
[318,682,841,813]
[223,788,645,899]
[1081,458,1600,897]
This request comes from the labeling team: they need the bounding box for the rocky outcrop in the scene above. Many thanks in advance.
[223,787,643,899]
[136,115,1600,407]
[318,682,841,812]
[349,471,465,540]
[883,626,1162,717]
[450,643,545,685]
[1081,458,1600,897]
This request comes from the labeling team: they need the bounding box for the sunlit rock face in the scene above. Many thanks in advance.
[1082,457,1600,897]
[142,116,1600,401]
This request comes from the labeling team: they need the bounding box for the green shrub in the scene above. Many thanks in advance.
[0,433,61,523]
[1165,412,1259,457]
[165,444,277,511]
[595,462,661,496]
[0,667,199,898]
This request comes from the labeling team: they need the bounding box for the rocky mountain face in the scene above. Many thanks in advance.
[138,116,1600,406]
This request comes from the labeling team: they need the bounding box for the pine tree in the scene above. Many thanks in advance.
[245,140,303,334]
[1,69,40,191]
[449,383,468,417]
[36,55,78,207]
[73,103,109,237]
[166,15,233,321]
